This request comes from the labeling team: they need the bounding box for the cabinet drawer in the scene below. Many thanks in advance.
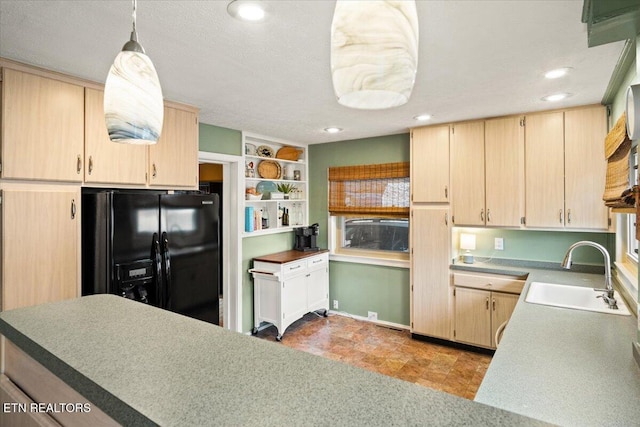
[283,261,306,278]
[452,272,525,294]
[307,255,328,270]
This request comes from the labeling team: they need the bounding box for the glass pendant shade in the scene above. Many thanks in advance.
[104,1,163,145]
[330,0,419,110]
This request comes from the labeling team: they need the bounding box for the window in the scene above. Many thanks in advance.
[328,162,410,266]
[615,144,638,308]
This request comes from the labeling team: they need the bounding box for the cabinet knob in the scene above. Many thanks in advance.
[444,186,448,199]
[71,199,76,220]
[88,156,93,175]
[485,297,490,310]
[152,163,157,178]
[559,209,564,224]
[76,155,82,174]
[487,209,491,222]
[480,209,485,222]
[567,209,572,224]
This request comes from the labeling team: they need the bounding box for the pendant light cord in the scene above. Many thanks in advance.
[132,0,137,35]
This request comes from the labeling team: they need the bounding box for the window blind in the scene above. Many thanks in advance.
[603,113,635,209]
[328,162,409,216]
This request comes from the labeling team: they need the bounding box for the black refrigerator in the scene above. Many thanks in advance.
[82,190,220,325]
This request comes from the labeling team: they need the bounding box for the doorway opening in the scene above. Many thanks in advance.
[198,151,242,332]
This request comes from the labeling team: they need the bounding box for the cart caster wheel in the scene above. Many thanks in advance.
[251,327,258,335]
[276,335,282,342]
[323,310,328,317]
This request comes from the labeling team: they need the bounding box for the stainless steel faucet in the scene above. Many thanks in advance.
[561,241,618,309]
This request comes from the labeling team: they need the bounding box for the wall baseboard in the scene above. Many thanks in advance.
[329,310,409,331]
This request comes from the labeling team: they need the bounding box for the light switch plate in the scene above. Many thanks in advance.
[495,238,504,250]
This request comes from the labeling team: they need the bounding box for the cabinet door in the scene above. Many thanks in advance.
[564,106,608,230]
[307,262,328,312]
[491,292,519,348]
[1,68,84,181]
[149,106,198,188]
[454,287,491,348]
[411,125,450,202]
[84,88,147,185]
[451,121,485,226]
[485,116,524,227]
[411,207,451,339]
[525,111,565,228]
[2,187,80,310]
[282,273,308,325]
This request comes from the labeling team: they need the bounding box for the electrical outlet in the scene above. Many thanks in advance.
[333,300,339,309]
[367,311,378,321]
[495,237,504,250]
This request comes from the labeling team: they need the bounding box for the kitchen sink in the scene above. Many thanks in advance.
[525,282,631,316]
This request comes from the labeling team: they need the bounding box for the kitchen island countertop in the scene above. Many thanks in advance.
[0,294,546,426]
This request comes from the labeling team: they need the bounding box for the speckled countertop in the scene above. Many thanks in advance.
[457,260,640,427]
[0,295,547,427]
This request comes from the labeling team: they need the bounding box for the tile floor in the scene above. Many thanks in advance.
[254,312,493,400]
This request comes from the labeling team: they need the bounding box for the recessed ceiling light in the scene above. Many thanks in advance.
[227,1,266,22]
[542,93,571,102]
[544,67,572,79]
[324,127,343,134]
[413,114,432,121]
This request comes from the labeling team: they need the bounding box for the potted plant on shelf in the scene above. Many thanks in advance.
[277,183,297,199]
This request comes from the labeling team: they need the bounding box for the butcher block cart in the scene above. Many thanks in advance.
[250,250,329,341]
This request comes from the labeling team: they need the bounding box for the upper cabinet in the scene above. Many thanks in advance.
[484,116,525,227]
[84,88,147,185]
[148,105,199,188]
[411,125,450,203]
[1,63,199,189]
[525,106,608,230]
[1,68,84,182]
[451,121,485,226]
[524,111,565,228]
[564,106,608,229]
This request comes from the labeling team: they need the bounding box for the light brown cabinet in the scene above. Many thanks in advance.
[564,106,609,229]
[411,207,451,339]
[525,106,608,229]
[484,116,525,227]
[451,121,485,226]
[84,88,148,185]
[149,105,199,188]
[411,125,450,203]
[452,272,523,349]
[1,68,84,182]
[451,117,524,227]
[1,185,80,311]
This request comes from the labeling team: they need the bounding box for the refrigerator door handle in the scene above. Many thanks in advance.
[161,231,173,310]
[152,232,163,306]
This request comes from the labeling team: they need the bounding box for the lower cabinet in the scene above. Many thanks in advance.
[251,251,329,340]
[452,272,524,349]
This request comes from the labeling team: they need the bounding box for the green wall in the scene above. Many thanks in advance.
[309,133,411,325]
[199,123,242,156]
[453,228,615,265]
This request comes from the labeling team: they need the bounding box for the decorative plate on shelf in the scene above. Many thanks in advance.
[256,145,274,158]
[276,146,303,161]
[257,160,281,179]
[256,181,277,198]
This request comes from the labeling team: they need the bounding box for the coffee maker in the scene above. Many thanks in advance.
[294,223,319,251]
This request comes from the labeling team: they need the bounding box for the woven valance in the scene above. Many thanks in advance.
[328,162,409,217]
[603,113,634,208]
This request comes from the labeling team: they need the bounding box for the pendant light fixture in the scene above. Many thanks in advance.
[104,0,163,144]
[330,0,419,110]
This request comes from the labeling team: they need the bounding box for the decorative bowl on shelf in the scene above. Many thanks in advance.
[246,193,263,201]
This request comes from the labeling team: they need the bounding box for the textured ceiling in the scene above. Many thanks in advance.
[0,1,626,145]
